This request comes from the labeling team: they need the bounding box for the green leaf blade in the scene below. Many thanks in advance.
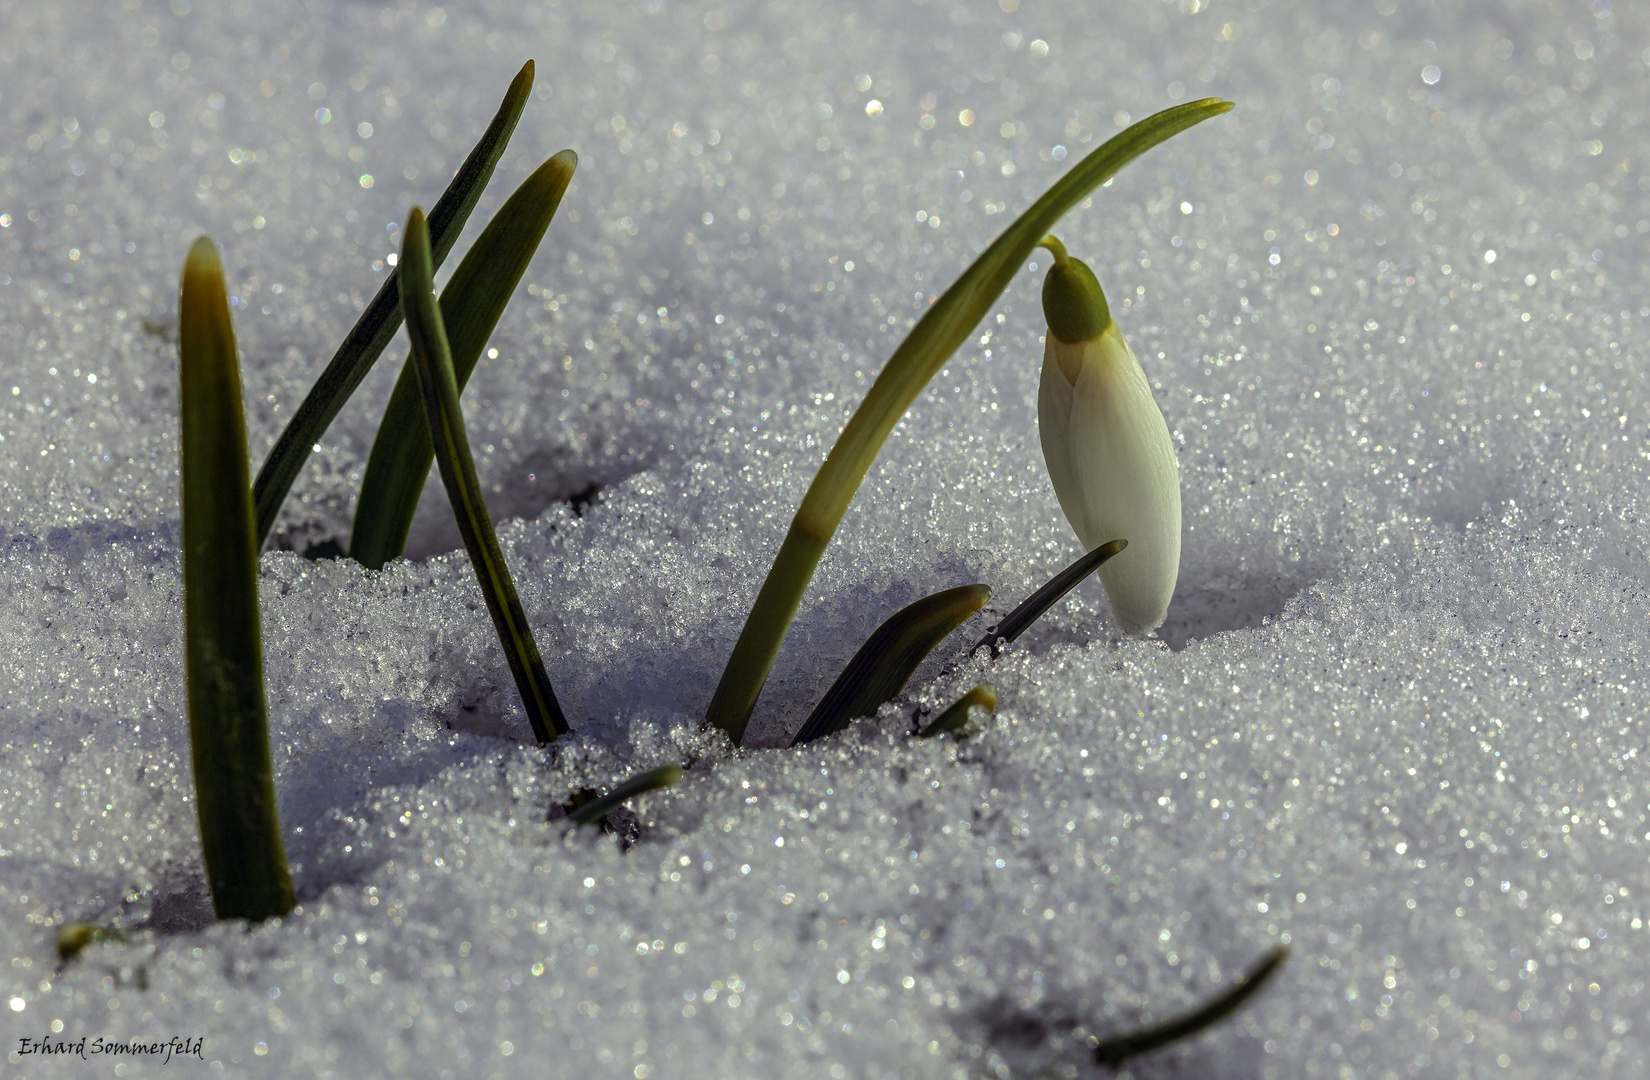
[790,584,989,747]
[1093,945,1289,1067]
[251,60,536,545]
[351,150,578,570]
[399,208,569,744]
[179,236,295,923]
[916,683,997,739]
[567,764,684,827]
[707,98,1232,744]
[974,539,1127,656]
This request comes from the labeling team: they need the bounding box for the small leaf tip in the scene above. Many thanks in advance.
[1041,245,1112,344]
[184,234,221,273]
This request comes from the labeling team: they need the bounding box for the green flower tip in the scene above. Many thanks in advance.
[1037,234,1112,344]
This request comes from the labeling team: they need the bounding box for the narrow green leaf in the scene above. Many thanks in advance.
[251,60,536,545]
[399,208,569,744]
[351,150,579,570]
[567,764,684,827]
[179,236,295,923]
[1093,945,1289,1067]
[974,539,1127,656]
[916,683,996,739]
[707,98,1233,745]
[790,584,990,747]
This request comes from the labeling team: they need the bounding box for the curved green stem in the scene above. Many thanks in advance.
[705,98,1233,744]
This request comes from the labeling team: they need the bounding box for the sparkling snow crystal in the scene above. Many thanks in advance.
[2,0,1648,1076]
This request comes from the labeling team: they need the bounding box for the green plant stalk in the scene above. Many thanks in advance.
[567,764,684,826]
[179,237,296,922]
[1093,945,1289,1067]
[351,150,578,570]
[399,208,570,744]
[705,98,1233,744]
[251,60,536,545]
[790,584,990,747]
[917,683,996,738]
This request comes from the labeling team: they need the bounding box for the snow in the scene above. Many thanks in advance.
[2,0,1649,1076]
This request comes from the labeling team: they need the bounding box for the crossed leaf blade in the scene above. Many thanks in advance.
[399,208,569,744]
[707,98,1233,745]
[351,150,578,569]
[251,60,536,545]
[790,584,990,747]
[179,237,295,922]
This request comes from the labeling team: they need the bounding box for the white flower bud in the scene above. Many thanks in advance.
[1036,238,1180,632]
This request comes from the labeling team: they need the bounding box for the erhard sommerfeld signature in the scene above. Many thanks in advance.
[17,1035,205,1064]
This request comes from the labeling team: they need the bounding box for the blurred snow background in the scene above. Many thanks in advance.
[2,0,1649,1075]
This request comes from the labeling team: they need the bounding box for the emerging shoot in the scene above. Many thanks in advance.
[179,236,295,922]
[566,764,684,827]
[790,584,990,747]
[916,683,997,738]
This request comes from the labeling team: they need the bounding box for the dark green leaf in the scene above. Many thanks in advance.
[251,60,536,544]
[707,98,1233,745]
[916,683,996,739]
[1093,945,1289,1067]
[398,208,569,744]
[179,236,295,923]
[567,765,684,826]
[791,584,990,747]
[974,539,1127,656]
[351,150,578,569]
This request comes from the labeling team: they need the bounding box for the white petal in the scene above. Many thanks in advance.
[1038,326,1180,632]
[1036,337,1082,539]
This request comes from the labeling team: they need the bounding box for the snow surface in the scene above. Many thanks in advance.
[2,0,1650,1076]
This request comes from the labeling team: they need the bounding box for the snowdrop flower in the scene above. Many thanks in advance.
[1035,236,1180,632]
